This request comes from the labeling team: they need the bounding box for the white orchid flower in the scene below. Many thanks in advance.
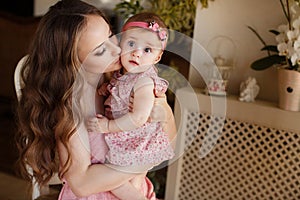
[287,30,298,41]
[291,53,299,65]
[278,41,294,57]
[276,32,287,43]
[292,16,300,29]
[292,37,300,66]
[294,37,300,50]
[290,47,300,66]
[276,24,290,43]
[250,1,300,70]
[278,24,289,33]
[291,2,300,18]
[278,43,288,56]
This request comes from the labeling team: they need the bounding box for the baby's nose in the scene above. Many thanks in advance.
[132,49,143,57]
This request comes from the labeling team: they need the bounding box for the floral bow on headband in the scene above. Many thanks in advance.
[122,21,168,48]
[148,21,168,42]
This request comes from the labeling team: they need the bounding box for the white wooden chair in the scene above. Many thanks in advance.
[14,55,61,199]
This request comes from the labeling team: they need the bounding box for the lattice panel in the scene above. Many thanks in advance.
[176,111,300,200]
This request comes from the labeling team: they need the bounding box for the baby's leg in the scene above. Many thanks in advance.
[130,172,147,189]
[106,164,153,200]
[111,178,148,200]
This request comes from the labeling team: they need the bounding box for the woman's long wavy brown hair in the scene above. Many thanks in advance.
[15,0,109,186]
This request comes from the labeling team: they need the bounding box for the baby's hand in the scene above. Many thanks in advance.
[86,114,109,133]
[98,83,109,96]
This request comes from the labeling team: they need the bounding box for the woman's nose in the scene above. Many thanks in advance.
[112,44,121,56]
[107,37,121,56]
[110,42,121,56]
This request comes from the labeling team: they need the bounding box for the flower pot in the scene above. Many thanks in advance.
[277,69,300,111]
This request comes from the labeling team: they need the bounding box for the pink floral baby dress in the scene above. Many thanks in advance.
[104,66,174,166]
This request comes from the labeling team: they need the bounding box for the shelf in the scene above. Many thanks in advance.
[174,87,300,133]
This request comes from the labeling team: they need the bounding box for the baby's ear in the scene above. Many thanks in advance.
[154,51,163,64]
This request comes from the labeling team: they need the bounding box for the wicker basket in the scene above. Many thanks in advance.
[277,69,300,111]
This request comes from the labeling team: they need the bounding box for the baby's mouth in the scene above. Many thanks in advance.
[129,60,139,66]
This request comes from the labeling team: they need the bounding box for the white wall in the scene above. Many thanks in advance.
[34,0,118,16]
[189,0,286,102]
[34,0,59,16]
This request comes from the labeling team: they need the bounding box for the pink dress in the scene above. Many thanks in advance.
[104,66,174,166]
[58,132,157,199]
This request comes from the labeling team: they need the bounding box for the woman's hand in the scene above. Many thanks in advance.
[149,94,170,123]
[86,114,109,133]
[97,82,110,96]
[150,94,177,144]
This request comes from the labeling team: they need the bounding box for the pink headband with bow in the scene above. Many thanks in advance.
[122,21,168,49]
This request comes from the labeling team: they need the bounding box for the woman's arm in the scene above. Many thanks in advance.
[58,124,143,197]
[60,88,176,198]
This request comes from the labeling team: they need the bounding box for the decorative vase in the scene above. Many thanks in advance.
[277,68,300,111]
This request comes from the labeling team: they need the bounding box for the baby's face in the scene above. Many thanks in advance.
[120,28,163,73]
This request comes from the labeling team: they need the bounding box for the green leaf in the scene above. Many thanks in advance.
[250,55,286,70]
[247,26,267,47]
[269,29,280,35]
[114,0,144,19]
[261,45,279,53]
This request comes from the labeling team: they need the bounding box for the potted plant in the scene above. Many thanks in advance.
[114,0,214,38]
[250,0,300,111]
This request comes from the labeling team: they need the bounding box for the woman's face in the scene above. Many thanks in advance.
[78,15,121,74]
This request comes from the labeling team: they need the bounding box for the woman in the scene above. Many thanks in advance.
[15,0,176,199]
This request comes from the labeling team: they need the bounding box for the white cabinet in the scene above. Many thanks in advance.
[165,87,300,200]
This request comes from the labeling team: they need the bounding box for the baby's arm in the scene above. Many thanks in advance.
[108,77,154,132]
[88,77,155,133]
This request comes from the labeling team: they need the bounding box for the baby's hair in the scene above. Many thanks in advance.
[124,12,167,30]
[123,12,168,48]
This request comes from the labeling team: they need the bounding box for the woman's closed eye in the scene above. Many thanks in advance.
[94,46,106,56]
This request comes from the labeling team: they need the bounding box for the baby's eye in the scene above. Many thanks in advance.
[128,40,135,47]
[144,47,152,53]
